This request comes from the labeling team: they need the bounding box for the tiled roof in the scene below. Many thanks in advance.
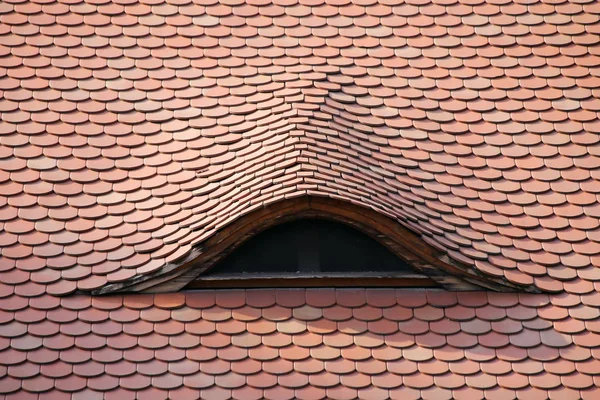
[0,0,599,293]
[1,289,600,399]
[1,0,600,397]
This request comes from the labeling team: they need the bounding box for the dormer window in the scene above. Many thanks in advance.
[185,219,439,289]
[97,197,530,294]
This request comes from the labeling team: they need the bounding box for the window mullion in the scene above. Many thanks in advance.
[296,222,320,273]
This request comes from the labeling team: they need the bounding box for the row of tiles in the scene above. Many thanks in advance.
[3,345,598,375]
[1,363,599,391]
[1,294,600,327]
[0,4,599,30]
[1,291,599,350]
[0,290,599,399]
[1,381,598,400]
[0,289,589,308]
[0,300,599,399]
[1,0,598,16]
[1,5,599,27]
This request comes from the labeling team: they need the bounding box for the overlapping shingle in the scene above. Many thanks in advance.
[1,0,600,397]
[0,0,599,291]
[1,289,599,399]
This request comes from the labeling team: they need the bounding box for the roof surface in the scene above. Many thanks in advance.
[1,0,600,398]
[2,289,599,399]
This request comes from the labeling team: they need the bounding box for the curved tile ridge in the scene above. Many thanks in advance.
[0,0,599,294]
[97,196,532,294]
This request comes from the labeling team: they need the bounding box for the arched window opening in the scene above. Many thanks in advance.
[185,219,439,288]
[97,197,529,294]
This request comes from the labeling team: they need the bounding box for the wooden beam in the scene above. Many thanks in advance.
[185,275,439,289]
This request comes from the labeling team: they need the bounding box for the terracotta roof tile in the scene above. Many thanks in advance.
[1,0,600,395]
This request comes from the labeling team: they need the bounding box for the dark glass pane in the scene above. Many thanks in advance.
[203,219,414,277]
[316,220,410,273]
[206,222,302,275]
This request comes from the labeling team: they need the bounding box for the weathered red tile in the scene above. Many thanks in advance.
[1,1,600,398]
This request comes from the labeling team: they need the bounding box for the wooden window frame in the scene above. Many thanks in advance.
[187,218,439,289]
[96,197,532,294]
[186,274,439,289]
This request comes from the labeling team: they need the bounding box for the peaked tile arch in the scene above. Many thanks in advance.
[0,0,598,295]
[0,0,600,398]
[97,196,530,294]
